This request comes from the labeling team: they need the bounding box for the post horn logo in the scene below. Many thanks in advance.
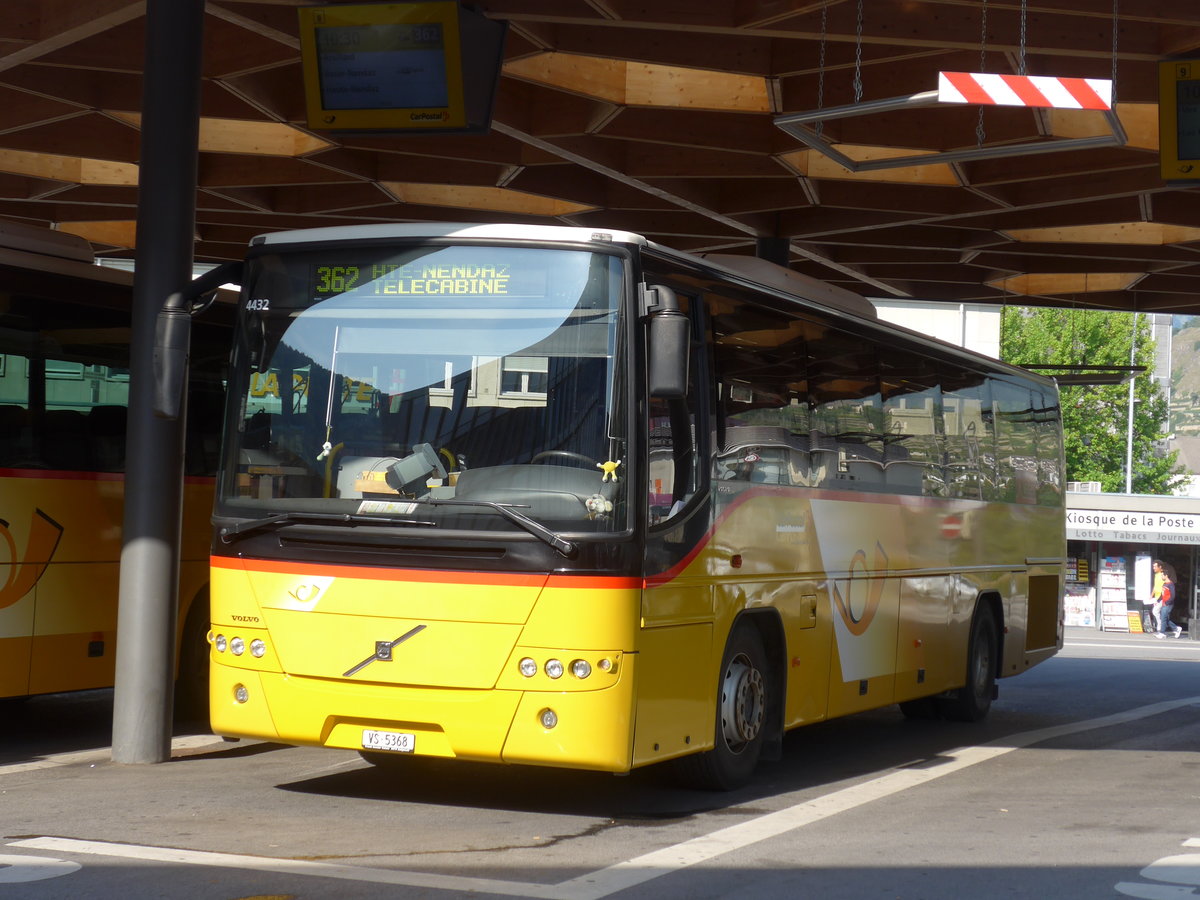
[0,510,64,611]
[831,542,889,636]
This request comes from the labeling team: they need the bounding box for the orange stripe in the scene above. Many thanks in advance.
[0,469,213,485]
[645,483,978,586]
[212,555,640,590]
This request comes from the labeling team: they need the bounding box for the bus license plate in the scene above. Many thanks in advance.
[361,729,415,753]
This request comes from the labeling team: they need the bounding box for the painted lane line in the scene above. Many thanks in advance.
[11,696,1200,900]
[0,735,226,777]
[1064,641,1200,650]
[560,697,1200,900]
[7,837,564,899]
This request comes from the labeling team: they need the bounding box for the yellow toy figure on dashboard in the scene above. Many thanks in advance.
[597,459,621,482]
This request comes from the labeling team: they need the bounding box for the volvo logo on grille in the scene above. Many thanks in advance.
[343,624,427,677]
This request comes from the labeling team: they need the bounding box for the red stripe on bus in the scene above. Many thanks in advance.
[644,484,983,586]
[212,556,640,590]
[0,468,214,485]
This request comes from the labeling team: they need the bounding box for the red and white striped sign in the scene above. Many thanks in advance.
[938,71,1112,110]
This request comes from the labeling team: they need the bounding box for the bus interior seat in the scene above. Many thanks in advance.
[0,404,31,466]
[87,405,127,472]
[43,409,90,470]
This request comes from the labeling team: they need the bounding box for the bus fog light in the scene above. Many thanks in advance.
[250,639,266,658]
[215,634,227,653]
[570,659,592,679]
[519,657,538,677]
[234,684,249,703]
[545,659,564,679]
[540,708,558,729]
[230,636,245,656]
[598,657,613,672]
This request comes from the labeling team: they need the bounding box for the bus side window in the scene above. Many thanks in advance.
[710,297,812,488]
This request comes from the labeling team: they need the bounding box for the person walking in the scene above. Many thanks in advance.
[1147,559,1166,634]
[1156,562,1184,639]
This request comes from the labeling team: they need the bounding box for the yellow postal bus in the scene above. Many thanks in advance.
[0,224,224,713]
[203,224,1064,788]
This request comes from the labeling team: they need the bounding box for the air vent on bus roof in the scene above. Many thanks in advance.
[700,253,877,320]
[0,221,95,263]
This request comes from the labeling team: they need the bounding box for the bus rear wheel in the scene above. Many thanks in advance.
[677,622,769,791]
[938,608,998,722]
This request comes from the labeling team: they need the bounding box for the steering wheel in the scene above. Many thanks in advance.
[531,450,599,468]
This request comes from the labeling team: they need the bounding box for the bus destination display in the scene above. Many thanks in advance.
[313,262,533,297]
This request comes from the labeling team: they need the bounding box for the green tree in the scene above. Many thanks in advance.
[1000,307,1186,494]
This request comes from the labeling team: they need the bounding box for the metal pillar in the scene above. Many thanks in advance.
[111,0,206,764]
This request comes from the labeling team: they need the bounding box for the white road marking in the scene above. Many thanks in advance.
[10,696,1200,900]
[7,837,566,899]
[1116,839,1200,897]
[1064,641,1198,650]
[0,854,80,883]
[0,735,225,777]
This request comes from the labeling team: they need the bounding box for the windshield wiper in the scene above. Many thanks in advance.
[219,511,436,543]
[404,498,578,559]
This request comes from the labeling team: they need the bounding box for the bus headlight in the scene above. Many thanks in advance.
[250,639,266,658]
[518,657,538,677]
[540,708,558,729]
[544,659,564,679]
[230,636,245,656]
[234,684,249,703]
[214,634,227,653]
[570,659,592,679]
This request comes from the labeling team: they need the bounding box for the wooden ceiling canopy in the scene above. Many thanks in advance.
[1,0,1199,312]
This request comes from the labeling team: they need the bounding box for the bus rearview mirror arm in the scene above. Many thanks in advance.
[153,260,243,420]
[643,284,689,399]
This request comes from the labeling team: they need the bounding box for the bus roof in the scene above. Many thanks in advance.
[250,222,651,249]
[246,222,1053,388]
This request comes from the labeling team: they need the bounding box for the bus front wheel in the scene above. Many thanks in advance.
[938,608,998,722]
[677,622,769,791]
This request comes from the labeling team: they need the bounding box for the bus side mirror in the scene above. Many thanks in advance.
[645,284,689,399]
[153,300,191,420]
[152,260,243,420]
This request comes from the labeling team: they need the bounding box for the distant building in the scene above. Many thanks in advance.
[870,299,1000,359]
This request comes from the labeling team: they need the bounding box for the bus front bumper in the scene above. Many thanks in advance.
[209,658,637,773]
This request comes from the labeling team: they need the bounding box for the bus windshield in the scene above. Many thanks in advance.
[218,242,629,537]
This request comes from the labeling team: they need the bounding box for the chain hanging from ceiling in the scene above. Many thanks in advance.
[816,1,827,136]
[774,0,1126,172]
[852,0,863,104]
[976,0,988,146]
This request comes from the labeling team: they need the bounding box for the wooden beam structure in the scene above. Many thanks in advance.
[0,0,1194,311]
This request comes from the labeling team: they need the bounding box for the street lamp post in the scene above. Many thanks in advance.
[1125,313,1138,494]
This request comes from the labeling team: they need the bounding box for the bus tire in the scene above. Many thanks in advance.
[174,591,211,727]
[938,607,998,722]
[676,622,769,791]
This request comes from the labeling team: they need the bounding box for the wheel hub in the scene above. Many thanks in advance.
[720,654,764,750]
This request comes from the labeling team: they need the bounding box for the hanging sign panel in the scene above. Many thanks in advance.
[1159,59,1200,181]
[298,1,506,134]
